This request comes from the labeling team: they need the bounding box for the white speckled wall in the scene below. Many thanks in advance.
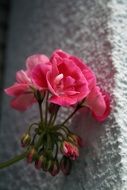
[0,0,127,189]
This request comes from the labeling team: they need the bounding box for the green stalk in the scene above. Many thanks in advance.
[61,107,79,126]
[54,141,58,159]
[0,152,27,169]
[57,126,70,136]
[45,92,49,127]
[39,102,43,125]
[48,111,55,127]
[28,123,39,133]
[51,107,59,126]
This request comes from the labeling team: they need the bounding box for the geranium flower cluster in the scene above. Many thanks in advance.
[1,49,110,176]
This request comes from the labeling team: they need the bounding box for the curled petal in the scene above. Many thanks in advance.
[50,49,69,62]
[93,92,111,121]
[16,70,31,84]
[70,56,96,89]
[86,86,106,116]
[26,54,49,71]
[32,64,51,89]
[5,83,29,96]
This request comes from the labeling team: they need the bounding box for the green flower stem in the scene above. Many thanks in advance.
[0,152,27,169]
[61,107,80,126]
[54,141,58,159]
[39,102,43,125]
[45,92,49,127]
[57,126,70,136]
[51,107,59,126]
[28,123,39,133]
[35,132,45,149]
[48,111,55,127]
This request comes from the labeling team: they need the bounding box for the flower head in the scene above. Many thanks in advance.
[32,49,96,107]
[5,54,50,111]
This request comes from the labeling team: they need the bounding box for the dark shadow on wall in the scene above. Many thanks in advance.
[0,0,11,121]
[0,0,120,190]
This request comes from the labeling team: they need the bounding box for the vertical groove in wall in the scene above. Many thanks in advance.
[0,0,10,120]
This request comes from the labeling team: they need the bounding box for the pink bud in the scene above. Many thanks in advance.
[21,133,31,147]
[42,158,52,172]
[69,134,83,147]
[27,147,36,163]
[60,156,72,175]
[61,141,79,160]
[50,160,60,176]
[35,155,44,170]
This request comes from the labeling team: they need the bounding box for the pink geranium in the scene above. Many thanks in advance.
[5,54,50,111]
[1,49,111,175]
[85,86,110,121]
[32,49,96,106]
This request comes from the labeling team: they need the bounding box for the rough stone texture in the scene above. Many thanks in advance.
[0,0,126,189]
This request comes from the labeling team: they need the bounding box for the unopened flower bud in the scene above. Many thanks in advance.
[42,158,52,172]
[35,90,44,103]
[60,156,72,175]
[27,147,36,163]
[69,134,83,147]
[21,133,31,147]
[35,155,44,170]
[48,103,59,114]
[50,160,60,176]
[61,141,79,160]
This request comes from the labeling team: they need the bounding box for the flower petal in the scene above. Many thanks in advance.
[49,95,77,106]
[11,94,36,111]
[26,54,49,71]
[32,63,51,89]
[93,91,111,121]
[5,83,29,96]
[86,86,106,116]
[16,70,31,84]
[70,56,96,89]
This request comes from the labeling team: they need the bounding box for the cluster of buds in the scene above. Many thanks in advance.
[20,126,82,176]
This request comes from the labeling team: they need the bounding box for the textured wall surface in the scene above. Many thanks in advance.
[0,0,126,189]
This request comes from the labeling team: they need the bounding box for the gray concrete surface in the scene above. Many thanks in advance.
[0,0,127,189]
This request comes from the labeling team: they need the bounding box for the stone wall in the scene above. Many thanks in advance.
[0,0,127,189]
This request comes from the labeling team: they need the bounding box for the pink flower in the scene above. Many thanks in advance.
[46,49,96,106]
[61,141,79,160]
[5,54,50,111]
[85,86,110,121]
